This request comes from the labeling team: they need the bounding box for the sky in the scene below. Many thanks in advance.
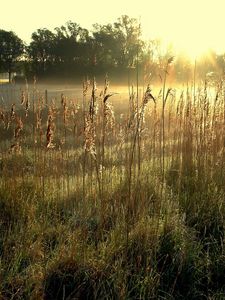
[1,0,225,58]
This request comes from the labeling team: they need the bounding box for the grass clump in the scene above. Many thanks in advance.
[1,76,225,298]
[44,259,117,300]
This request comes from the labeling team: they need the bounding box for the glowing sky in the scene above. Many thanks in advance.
[1,0,225,58]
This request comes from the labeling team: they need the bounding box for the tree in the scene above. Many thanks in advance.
[142,39,164,82]
[27,28,56,74]
[92,16,143,68]
[0,29,24,82]
[53,22,90,71]
[92,23,116,67]
[113,15,143,67]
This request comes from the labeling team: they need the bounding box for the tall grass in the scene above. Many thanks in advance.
[0,70,225,299]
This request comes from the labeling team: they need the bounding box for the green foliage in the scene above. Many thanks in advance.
[157,222,203,299]
[166,161,225,247]
[2,16,225,81]
[44,259,117,300]
[0,29,24,80]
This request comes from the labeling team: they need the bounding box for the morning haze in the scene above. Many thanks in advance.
[1,1,225,299]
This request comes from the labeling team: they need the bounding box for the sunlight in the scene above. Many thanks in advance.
[173,39,211,62]
[2,0,225,56]
[141,0,225,58]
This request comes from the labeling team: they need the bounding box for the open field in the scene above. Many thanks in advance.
[0,82,132,107]
[0,73,225,299]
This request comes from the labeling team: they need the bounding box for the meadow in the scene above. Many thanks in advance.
[0,63,225,299]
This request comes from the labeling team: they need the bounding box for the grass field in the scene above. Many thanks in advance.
[0,68,225,299]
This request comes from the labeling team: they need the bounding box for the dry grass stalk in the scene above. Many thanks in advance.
[36,96,44,144]
[21,90,26,105]
[83,78,90,97]
[11,103,16,120]
[83,80,98,158]
[46,101,56,149]
[14,117,23,139]
[84,114,96,158]
[0,108,10,129]
[104,100,115,131]
[10,142,21,154]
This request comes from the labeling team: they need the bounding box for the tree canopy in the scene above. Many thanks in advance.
[0,29,24,81]
[1,15,225,82]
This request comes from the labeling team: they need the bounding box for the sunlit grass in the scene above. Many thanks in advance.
[0,73,225,299]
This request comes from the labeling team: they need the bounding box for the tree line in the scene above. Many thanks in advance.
[1,15,225,83]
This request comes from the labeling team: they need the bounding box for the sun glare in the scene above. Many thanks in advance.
[173,39,211,62]
[141,0,225,59]
[1,0,225,57]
